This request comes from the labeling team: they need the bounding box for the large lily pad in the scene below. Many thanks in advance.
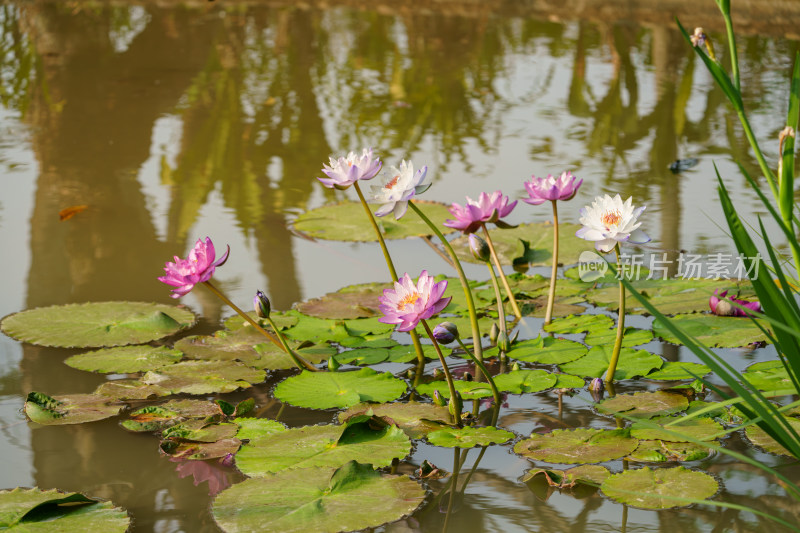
[559,346,663,380]
[234,418,287,441]
[386,343,439,363]
[1,302,196,348]
[645,362,711,381]
[653,313,769,348]
[234,417,411,476]
[584,327,653,348]
[416,379,494,400]
[627,440,713,462]
[427,426,514,448]
[24,392,122,426]
[0,487,129,531]
[596,391,689,419]
[251,343,334,371]
[274,368,407,409]
[294,283,386,319]
[630,416,723,442]
[523,464,611,488]
[505,336,588,365]
[544,314,614,334]
[493,369,558,394]
[292,200,454,241]
[142,361,266,395]
[600,467,718,509]
[222,311,297,332]
[281,311,394,344]
[338,402,452,439]
[334,347,389,366]
[174,328,266,365]
[65,345,182,374]
[514,428,639,464]
[94,379,170,400]
[212,461,425,533]
[742,360,796,392]
[744,417,800,456]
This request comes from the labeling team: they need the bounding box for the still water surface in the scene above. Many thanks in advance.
[1,1,800,531]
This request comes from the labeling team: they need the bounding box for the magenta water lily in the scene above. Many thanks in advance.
[710,289,761,317]
[444,190,517,234]
[522,171,582,205]
[317,147,382,190]
[371,160,429,220]
[378,270,451,332]
[158,237,230,298]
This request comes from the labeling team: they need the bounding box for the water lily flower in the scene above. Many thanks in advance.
[576,194,650,253]
[158,237,229,298]
[522,171,583,205]
[710,289,761,317]
[318,148,382,190]
[371,160,429,219]
[253,291,271,319]
[444,191,517,234]
[433,322,459,344]
[468,233,490,262]
[378,270,452,332]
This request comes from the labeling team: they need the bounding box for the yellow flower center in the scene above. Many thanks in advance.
[397,292,421,311]
[601,210,622,228]
[385,175,400,190]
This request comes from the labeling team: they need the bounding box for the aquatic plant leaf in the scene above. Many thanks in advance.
[627,440,712,463]
[94,379,170,400]
[553,373,585,389]
[24,392,121,426]
[492,369,558,394]
[1,302,196,348]
[121,405,182,433]
[292,200,454,241]
[544,314,613,334]
[334,347,389,366]
[645,362,711,381]
[295,284,386,319]
[653,313,769,347]
[222,311,297,332]
[251,343,334,371]
[386,343,439,363]
[65,345,182,373]
[504,336,587,365]
[234,418,287,442]
[744,417,800,456]
[338,402,452,439]
[514,428,639,464]
[0,487,129,531]
[596,391,689,418]
[559,346,663,379]
[427,426,514,448]
[162,420,239,443]
[273,368,407,409]
[600,467,718,509]
[742,360,795,392]
[451,223,586,266]
[174,328,266,365]
[212,461,425,533]
[630,416,723,442]
[234,419,411,476]
[416,379,494,400]
[584,327,653,348]
[142,361,266,395]
[280,311,391,344]
[684,401,728,419]
[523,464,610,487]
[161,438,242,461]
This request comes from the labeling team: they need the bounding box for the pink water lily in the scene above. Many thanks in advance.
[443,191,517,234]
[378,270,452,332]
[523,171,582,205]
[710,289,761,317]
[318,148,382,190]
[158,237,229,298]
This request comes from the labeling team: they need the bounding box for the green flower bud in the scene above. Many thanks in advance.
[254,290,271,319]
[327,356,340,372]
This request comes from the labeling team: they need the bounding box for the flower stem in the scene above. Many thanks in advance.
[442,448,460,533]
[604,245,626,383]
[456,337,501,426]
[202,281,318,372]
[352,182,427,368]
[481,224,522,320]
[485,261,508,360]
[544,200,559,325]
[421,319,461,426]
[409,201,484,362]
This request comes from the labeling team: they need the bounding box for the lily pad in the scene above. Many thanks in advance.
[338,402,452,439]
[559,346,663,380]
[121,405,184,433]
[427,426,514,448]
[0,487,129,531]
[744,417,800,456]
[584,327,653,348]
[544,314,614,334]
[94,379,170,400]
[1,302,196,348]
[334,347,389,366]
[451,223,587,266]
[504,336,587,365]
[292,200,455,241]
[212,461,425,533]
[416,379,494,400]
[251,343,334,371]
[653,313,769,348]
[222,311,297,332]
[514,428,639,464]
[65,345,182,374]
[295,284,386,319]
[386,343,439,363]
[523,464,610,487]
[630,416,723,442]
[274,368,407,409]
[553,373,586,389]
[600,466,718,509]
[162,420,239,443]
[142,360,266,395]
[493,369,558,394]
[281,311,393,344]
[596,391,689,419]
[174,328,266,365]
[24,392,122,426]
[234,417,411,476]
[234,418,287,441]
[645,362,711,381]
[742,360,796,392]
[627,440,713,462]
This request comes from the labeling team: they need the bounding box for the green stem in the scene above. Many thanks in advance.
[545,200,559,325]
[352,182,427,368]
[738,109,780,201]
[265,316,319,372]
[604,245,626,383]
[409,201,484,362]
[421,319,460,426]
[456,337,501,426]
[717,0,740,91]
[442,448,460,533]
[481,224,522,320]
[485,261,508,358]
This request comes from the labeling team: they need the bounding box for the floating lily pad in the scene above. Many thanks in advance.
[627,440,713,462]
[338,402,452,438]
[386,343,439,363]
[274,368,407,409]
[24,392,122,426]
[162,420,239,443]
[212,461,425,533]
[493,369,558,394]
[161,437,242,461]
[174,328,265,365]
[251,343,334,371]
[65,345,182,374]
[416,379,493,400]
[505,336,587,365]
[295,284,385,319]
[222,311,297,332]
[523,464,610,487]
[744,417,800,456]
[685,401,728,419]
[630,416,723,442]
[293,200,454,241]
[596,391,689,419]
[517,295,587,318]
[427,426,514,448]
[742,360,795,392]
[653,313,769,348]
[142,361,266,395]
[514,428,639,464]
[121,405,183,433]
[281,311,393,344]
[94,379,170,400]
[0,487,129,531]
[553,373,586,389]
[234,418,287,441]
[584,327,653,348]
[559,346,663,380]
[645,362,711,381]
[544,314,614,334]
[451,223,587,266]
[234,417,411,476]
[334,347,389,366]
[600,466,718,509]
[1,302,196,348]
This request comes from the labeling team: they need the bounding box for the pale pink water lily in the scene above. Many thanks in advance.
[158,237,229,298]
[575,194,650,253]
[522,171,582,205]
[710,289,762,317]
[318,148,382,190]
[378,270,452,332]
[444,191,517,234]
[371,160,429,219]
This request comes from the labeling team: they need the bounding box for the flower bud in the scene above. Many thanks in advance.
[432,390,447,407]
[511,361,520,372]
[254,290,271,319]
[448,391,463,420]
[432,368,445,381]
[328,356,340,372]
[469,234,491,262]
[588,377,604,393]
[433,322,459,344]
[489,322,500,345]
[498,331,511,352]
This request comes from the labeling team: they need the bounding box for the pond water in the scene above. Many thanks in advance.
[1,1,800,532]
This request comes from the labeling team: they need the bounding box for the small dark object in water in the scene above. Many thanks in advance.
[669,158,699,173]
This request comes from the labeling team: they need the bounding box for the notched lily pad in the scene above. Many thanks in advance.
[627,440,713,463]
[600,466,718,509]
[1,302,196,348]
[505,336,587,365]
[338,402,452,439]
[523,464,610,488]
[24,392,122,426]
[0,487,129,531]
[653,313,769,348]
[560,346,663,380]
[596,391,689,419]
[514,428,639,464]
[65,345,182,374]
[427,426,514,448]
[274,368,407,410]
[143,360,266,395]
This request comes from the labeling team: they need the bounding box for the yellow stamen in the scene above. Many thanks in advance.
[397,292,421,311]
[601,210,622,228]
[385,175,400,190]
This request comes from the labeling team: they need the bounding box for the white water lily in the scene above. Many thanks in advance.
[576,194,650,252]
[370,160,429,219]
